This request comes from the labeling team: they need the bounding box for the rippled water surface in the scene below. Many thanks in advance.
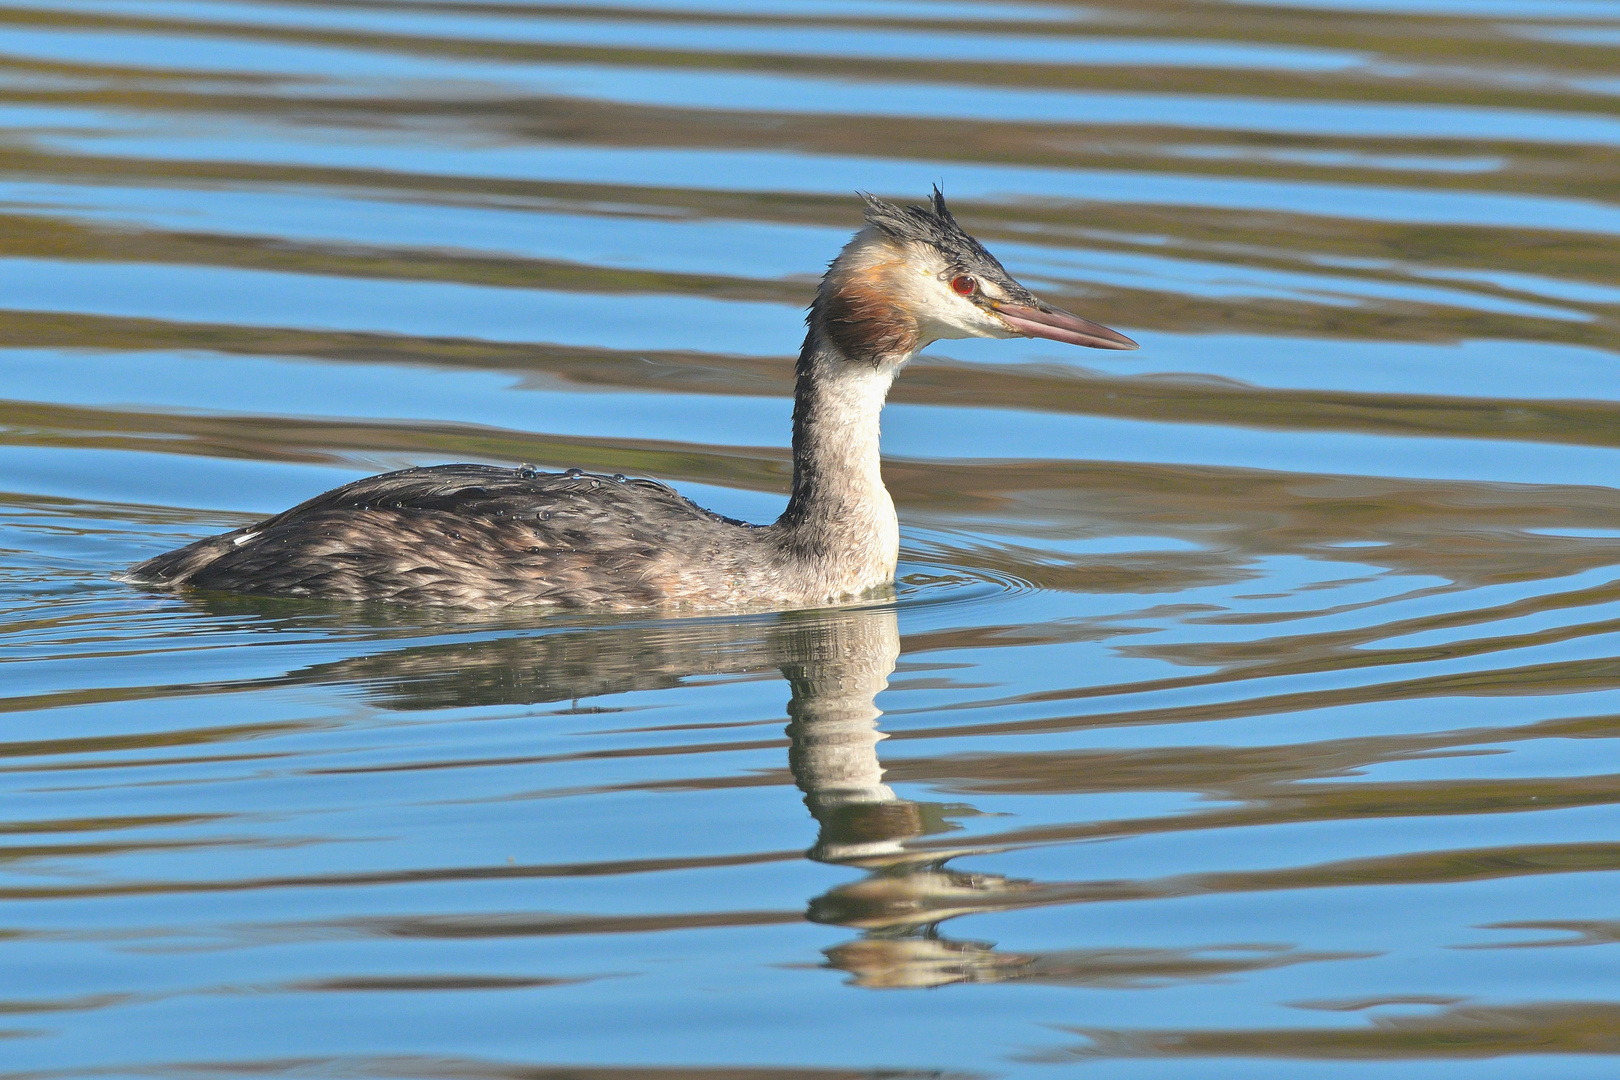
[8,0,1620,1076]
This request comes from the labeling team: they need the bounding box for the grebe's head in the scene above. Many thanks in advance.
[810,187,1139,365]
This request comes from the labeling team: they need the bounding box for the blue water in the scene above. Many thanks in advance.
[6,0,1620,1076]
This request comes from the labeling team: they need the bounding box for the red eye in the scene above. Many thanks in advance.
[950,275,977,296]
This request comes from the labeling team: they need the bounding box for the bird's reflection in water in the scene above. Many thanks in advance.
[776,609,1356,992]
[190,594,1343,992]
[777,605,1040,989]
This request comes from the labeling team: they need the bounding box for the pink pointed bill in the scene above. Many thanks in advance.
[993,302,1139,350]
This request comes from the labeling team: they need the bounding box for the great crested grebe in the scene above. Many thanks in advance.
[130,189,1137,610]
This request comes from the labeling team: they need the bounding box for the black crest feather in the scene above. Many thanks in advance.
[856,186,1026,297]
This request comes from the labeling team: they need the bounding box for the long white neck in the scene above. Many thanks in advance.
[772,328,902,595]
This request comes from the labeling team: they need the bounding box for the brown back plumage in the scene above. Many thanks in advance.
[130,465,758,610]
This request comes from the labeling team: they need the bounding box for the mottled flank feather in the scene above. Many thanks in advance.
[130,466,773,611]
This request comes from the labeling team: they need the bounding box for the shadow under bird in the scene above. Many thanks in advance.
[130,189,1138,610]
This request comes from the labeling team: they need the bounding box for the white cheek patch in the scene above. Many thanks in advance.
[903,275,1015,342]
